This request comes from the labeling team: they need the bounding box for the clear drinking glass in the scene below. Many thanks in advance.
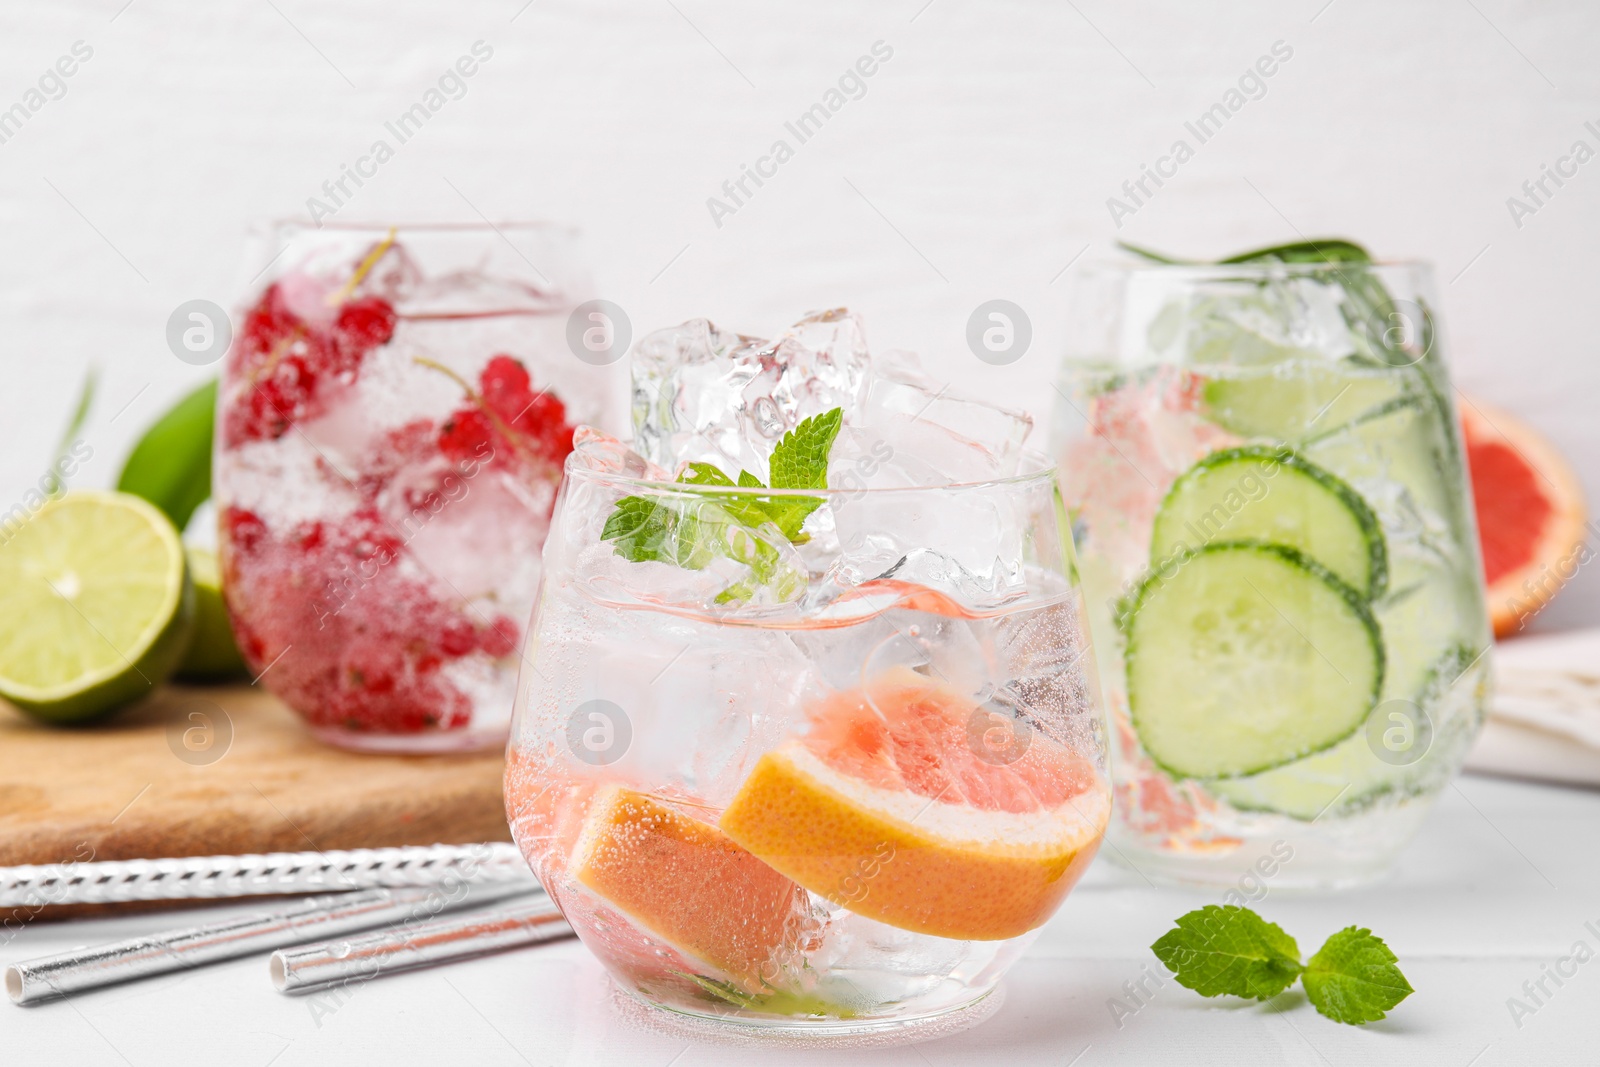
[506,431,1110,1038]
[1052,259,1492,888]
[215,221,606,752]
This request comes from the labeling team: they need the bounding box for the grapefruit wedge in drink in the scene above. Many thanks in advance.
[721,668,1106,942]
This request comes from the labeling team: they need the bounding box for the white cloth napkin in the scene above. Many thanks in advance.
[1465,627,1600,787]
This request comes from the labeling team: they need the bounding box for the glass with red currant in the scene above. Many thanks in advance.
[215,222,605,752]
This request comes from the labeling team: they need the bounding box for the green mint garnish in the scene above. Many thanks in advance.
[1152,906,1412,1026]
[600,407,844,602]
[1150,905,1303,1001]
[756,406,843,540]
[1301,926,1415,1025]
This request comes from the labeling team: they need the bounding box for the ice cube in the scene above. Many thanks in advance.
[631,309,873,476]
[1134,273,1356,368]
[838,353,1035,487]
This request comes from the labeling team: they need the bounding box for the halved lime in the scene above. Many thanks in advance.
[176,546,247,680]
[0,491,194,723]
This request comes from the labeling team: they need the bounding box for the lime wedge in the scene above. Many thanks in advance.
[176,546,247,681]
[0,491,194,723]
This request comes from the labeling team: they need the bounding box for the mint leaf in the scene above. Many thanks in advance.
[680,461,735,487]
[769,407,843,490]
[1302,927,1413,1025]
[1151,905,1303,1001]
[599,407,843,599]
[760,408,842,539]
[601,495,677,563]
[679,462,774,530]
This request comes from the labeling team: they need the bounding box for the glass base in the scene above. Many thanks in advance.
[1106,794,1438,890]
[307,722,509,754]
[609,980,1005,1048]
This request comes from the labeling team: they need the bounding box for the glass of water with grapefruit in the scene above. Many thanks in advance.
[507,311,1110,1037]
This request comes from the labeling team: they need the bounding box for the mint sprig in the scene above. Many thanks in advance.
[1152,906,1412,1025]
[1150,905,1303,1001]
[600,407,843,602]
[758,406,842,540]
[1302,926,1415,1025]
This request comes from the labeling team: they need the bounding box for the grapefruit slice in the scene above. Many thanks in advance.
[719,668,1108,942]
[1460,399,1586,636]
[570,785,811,990]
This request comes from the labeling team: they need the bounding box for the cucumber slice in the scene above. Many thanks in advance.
[1122,541,1383,780]
[1207,643,1482,820]
[1151,446,1387,600]
[1303,398,1459,531]
[1202,362,1412,441]
[1302,394,1478,604]
[1205,724,1391,820]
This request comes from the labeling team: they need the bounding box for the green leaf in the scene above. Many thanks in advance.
[117,379,216,532]
[601,495,677,563]
[680,462,736,487]
[1151,905,1304,1001]
[1302,926,1413,1025]
[769,407,843,490]
[679,463,774,530]
[760,407,841,539]
[1219,239,1372,265]
[758,496,823,542]
[1119,238,1371,267]
[598,407,842,600]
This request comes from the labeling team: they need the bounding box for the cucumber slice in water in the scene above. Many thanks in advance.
[1302,397,1464,557]
[1207,642,1482,820]
[1303,394,1478,611]
[1122,542,1383,780]
[1202,361,1412,442]
[1151,446,1387,599]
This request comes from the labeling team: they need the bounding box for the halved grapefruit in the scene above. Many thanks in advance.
[719,668,1108,942]
[569,785,813,990]
[1460,398,1587,636]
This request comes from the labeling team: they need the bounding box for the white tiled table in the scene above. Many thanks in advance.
[6,772,1594,1066]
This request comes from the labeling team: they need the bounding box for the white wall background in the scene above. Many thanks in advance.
[2,0,1597,628]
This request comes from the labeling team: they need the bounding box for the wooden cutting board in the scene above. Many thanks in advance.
[0,683,511,878]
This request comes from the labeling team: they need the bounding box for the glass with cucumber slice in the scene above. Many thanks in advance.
[1055,246,1491,888]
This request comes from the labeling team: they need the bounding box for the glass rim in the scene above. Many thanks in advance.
[564,443,1061,497]
[1076,257,1432,279]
